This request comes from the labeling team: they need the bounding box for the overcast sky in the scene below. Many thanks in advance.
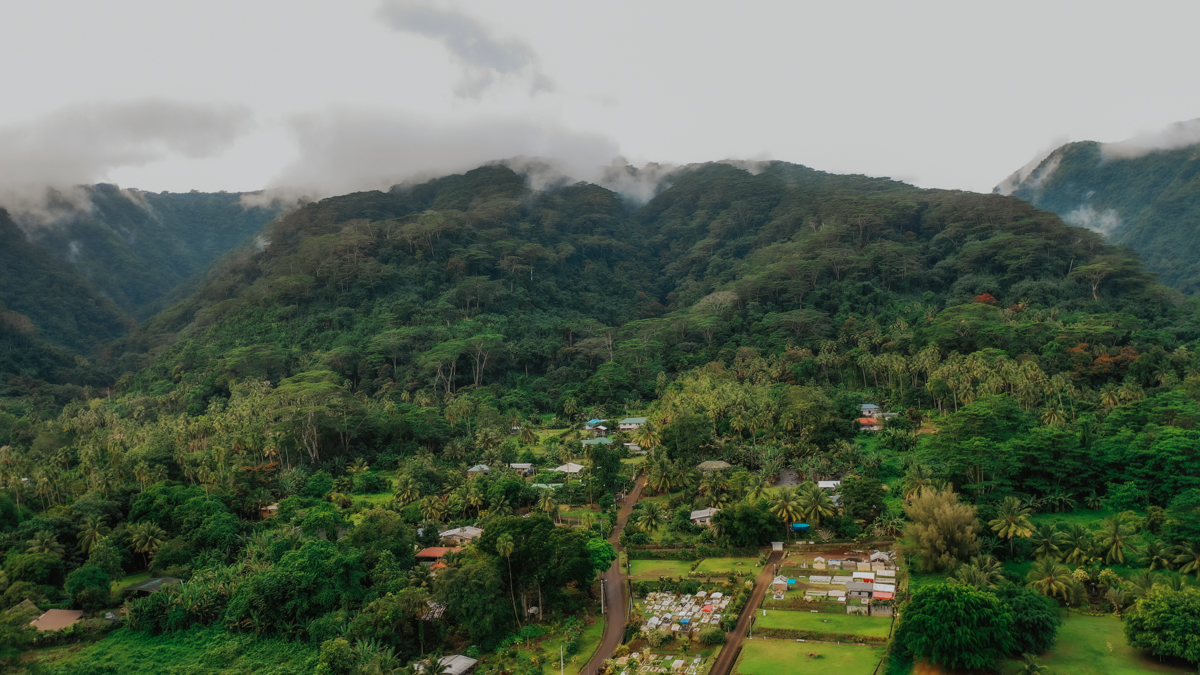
[1,0,1198,198]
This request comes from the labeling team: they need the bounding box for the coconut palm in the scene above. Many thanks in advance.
[1029,522,1065,560]
[1095,517,1133,565]
[744,474,767,504]
[797,483,835,527]
[637,502,666,534]
[1040,407,1066,426]
[129,521,167,569]
[901,463,934,499]
[1027,556,1073,601]
[1061,524,1094,565]
[496,533,521,626]
[520,426,537,445]
[394,475,420,505]
[768,488,804,540]
[490,495,514,517]
[77,514,112,554]
[632,421,661,451]
[1174,540,1200,579]
[419,496,447,522]
[1127,570,1159,598]
[26,531,65,558]
[537,490,558,523]
[1014,654,1050,675]
[347,458,370,475]
[959,555,1004,588]
[1138,538,1175,571]
[989,496,1034,557]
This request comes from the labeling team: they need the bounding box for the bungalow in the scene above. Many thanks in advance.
[619,417,647,431]
[581,437,614,448]
[859,404,880,415]
[439,526,484,544]
[554,462,586,474]
[690,508,720,526]
[130,577,181,596]
[624,443,645,454]
[416,546,463,564]
[509,463,535,476]
[858,417,882,431]
[817,480,841,490]
[584,419,606,429]
[589,425,609,436]
[30,609,84,632]
[467,464,490,475]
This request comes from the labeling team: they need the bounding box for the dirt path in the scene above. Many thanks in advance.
[708,550,782,675]
[581,474,646,675]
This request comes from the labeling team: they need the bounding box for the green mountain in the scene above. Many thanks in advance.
[998,131,1200,293]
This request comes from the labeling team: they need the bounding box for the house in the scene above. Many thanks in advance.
[860,404,880,415]
[416,546,463,564]
[259,502,279,519]
[439,526,484,544]
[467,464,490,475]
[509,463,535,476]
[584,419,606,429]
[817,480,841,490]
[418,655,478,675]
[581,437,613,448]
[554,462,586,474]
[619,417,647,431]
[772,575,789,595]
[589,425,609,436]
[30,609,84,632]
[845,580,874,600]
[858,417,882,431]
[690,508,720,526]
[624,443,645,454]
[130,577,181,596]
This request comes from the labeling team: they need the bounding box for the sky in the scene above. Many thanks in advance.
[1,0,1199,201]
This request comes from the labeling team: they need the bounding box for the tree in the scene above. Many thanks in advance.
[989,496,1034,557]
[838,476,885,522]
[496,533,521,627]
[1026,557,1073,601]
[1014,654,1050,675]
[1095,517,1133,564]
[393,475,420,505]
[769,487,804,540]
[797,483,835,528]
[902,487,981,572]
[128,521,167,569]
[893,583,1015,671]
[1061,524,1094,565]
[65,564,111,611]
[995,583,1062,655]
[637,502,666,534]
[710,501,782,548]
[1124,586,1200,663]
[586,538,617,576]
[25,531,64,558]
[1174,540,1200,579]
[1029,523,1064,560]
[76,514,111,555]
[1069,255,1143,301]
[953,555,1003,589]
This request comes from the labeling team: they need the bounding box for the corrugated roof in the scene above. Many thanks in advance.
[31,609,83,631]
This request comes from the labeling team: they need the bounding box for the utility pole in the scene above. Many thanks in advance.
[561,646,564,675]
[601,578,606,614]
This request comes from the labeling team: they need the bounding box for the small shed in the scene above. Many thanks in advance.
[509,463,535,476]
[845,581,873,599]
[852,571,876,582]
[30,609,84,632]
[690,508,720,526]
[817,480,841,490]
[590,425,609,436]
[259,502,279,519]
[772,575,789,594]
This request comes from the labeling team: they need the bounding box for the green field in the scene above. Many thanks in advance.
[736,639,882,675]
[1001,614,1193,675]
[756,610,892,639]
[529,615,605,675]
[694,557,761,576]
[630,559,694,578]
[33,627,318,674]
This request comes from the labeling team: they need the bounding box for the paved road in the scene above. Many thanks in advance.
[708,550,783,675]
[581,474,646,675]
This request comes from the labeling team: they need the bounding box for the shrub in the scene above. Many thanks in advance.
[699,628,725,645]
[65,565,112,612]
[646,629,670,648]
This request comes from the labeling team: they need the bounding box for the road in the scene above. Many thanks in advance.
[707,550,783,675]
[581,474,646,675]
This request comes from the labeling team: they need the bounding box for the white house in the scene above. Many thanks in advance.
[817,480,841,490]
[439,526,484,544]
[619,417,647,431]
[690,508,720,526]
[554,462,585,474]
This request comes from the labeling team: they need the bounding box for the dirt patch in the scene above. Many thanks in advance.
[772,468,801,488]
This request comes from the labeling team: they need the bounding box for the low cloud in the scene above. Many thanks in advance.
[267,110,621,198]
[995,137,1068,196]
[1101,118,1200,160]
[1063,204,1123,236]
[377,1,553,98]
[0,100,252,225]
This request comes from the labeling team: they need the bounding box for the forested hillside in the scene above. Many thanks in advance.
[5,161,1200,672]
[1000,137,1200,293]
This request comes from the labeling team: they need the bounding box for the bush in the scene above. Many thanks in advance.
[353,473,388,494]
[65,565,112,611]
[698,628,725,645]
[646,629,670,648]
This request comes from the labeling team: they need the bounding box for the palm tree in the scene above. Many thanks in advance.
[1040,406,1066,426]
[347,458,370,475]
[1127,570,1159,598]
[1029,522,1065,560]
[537,490,558,523]
[1139,538,1175,571]
[989,496,1034,557]
[1027,556,1073,601]
[496,533,521,627]
[901,463,934,499]
[769,488,804,541]
[1061,524,1093,565]
[129,521,167,569]
[465,485,484,518]
[744,474,767,504]
[419,496,447,523]
[1174,540,1200,579]
[77,514,112,554]
[1095,517,1133,564]
[1014,654,1050,675]
[26,531,65,558]
[520,426,537,445]
[797,483,835,527]
[394,475,420,505]
[632,421,661,451]
[489,495,513,516]
[637,502,666,534]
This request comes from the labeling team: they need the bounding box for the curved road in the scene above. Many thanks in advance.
[582,474,645,675]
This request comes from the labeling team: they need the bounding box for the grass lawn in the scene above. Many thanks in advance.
[736,639,882,675]
[1001,614,1193,675]
[757,610,892,639]
[528,615,605,675]
[630,560,694,578]
[694,558,761,576]
[113,572,152,593]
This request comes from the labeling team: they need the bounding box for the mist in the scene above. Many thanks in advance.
[0,100,252,225]
[1100,118,1200,160]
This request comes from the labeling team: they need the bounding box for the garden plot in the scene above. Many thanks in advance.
[617,653,710,675]
[638,591,728,634]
